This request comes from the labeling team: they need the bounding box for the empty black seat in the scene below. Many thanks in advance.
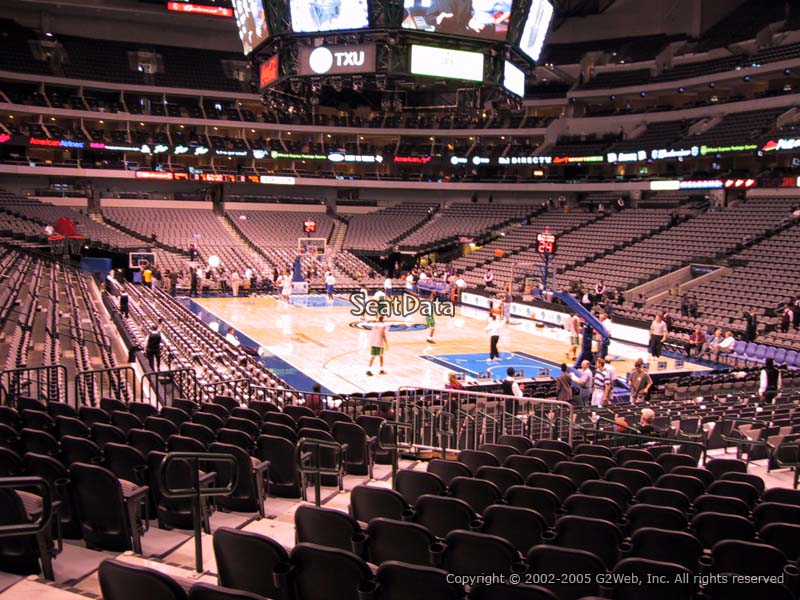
[395,469,445,505]
[505,485,560,527]
[363,518,436,566]
[526,545,604,600]
[375,561,463,600]
[457,450,499,473]
[98,558,186,600]
[349,485,407,523]
[481,504,545,554]
[255,434,300,498]
[212,527,289,599]
[428,459,472,485]
[282,543,373,600]
[411,494,476,539]
[629,527,703,573]
[295,504,361,553]
[449,476,502,515]
[438,530,519,577]
[70,463,149,553]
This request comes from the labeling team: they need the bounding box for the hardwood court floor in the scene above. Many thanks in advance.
[194,295,707,394]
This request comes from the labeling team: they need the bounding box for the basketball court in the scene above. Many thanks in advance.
[187,295,710,394]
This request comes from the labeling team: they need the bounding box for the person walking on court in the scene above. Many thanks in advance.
[146,322,162,371]
[367,315,389,376]
[486,313,503,361]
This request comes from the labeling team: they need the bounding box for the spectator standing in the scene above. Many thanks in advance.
[501,367,524,414]
[555,363,574,404]
[384,276,393,297]
[190,267,198,297]
[759,357,782,403]
[648,314,667,359]
[743,310,757,342]
[146,322,162,371]
[628,359,652,404]
[570,360,593,407]
[781,303,793,333]
[592,358,611,407]
[119,291,129,318]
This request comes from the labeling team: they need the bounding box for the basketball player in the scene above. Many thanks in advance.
[564,313,581,360]
[426,292,436,343]
[367,315,389,376]
[325,272,336,302]
[280,270,292,302]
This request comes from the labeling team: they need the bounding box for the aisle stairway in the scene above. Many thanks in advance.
[329,219,347,255]
[218,214,276,272]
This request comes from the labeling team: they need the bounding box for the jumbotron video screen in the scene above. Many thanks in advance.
[231,0,269,54]
[289,0,370,33]
[402,0,512,41]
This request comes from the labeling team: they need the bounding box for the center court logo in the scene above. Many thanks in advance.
[349,292,455,318]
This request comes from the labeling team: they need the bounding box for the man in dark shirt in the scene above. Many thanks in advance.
[554,363,573,404]
[146,323,162,371]
[636,408,658,436]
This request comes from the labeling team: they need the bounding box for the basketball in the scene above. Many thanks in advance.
[495,249,505,258]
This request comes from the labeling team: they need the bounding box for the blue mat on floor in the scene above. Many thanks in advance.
[421,351,563,379]
[290,295,352,308]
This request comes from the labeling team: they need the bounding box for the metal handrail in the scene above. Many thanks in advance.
[295,437,345,507]
[0,476,53,538]
[160,452,237,572]
[376,421,412,488]
[74,366,137,408]
[572,425,709,464]
[0,365,68,407]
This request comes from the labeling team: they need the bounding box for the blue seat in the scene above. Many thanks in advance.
[785,350,798,369]
[732,341,747,356]
[753,345,768,363]
[774,348,787,366]
[744,342,758,358]
[764,347,777,362]
[790,352,800,370]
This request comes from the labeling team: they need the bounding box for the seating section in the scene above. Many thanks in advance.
[0,248,120,393]
[0,193,145,250]
[103,206,271,276]
[343,203,437,252]
[632,220,800,347]
[399,204,537,250]
[560,197,797,291]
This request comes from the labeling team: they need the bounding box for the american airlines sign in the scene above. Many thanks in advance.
[298,44,376,76]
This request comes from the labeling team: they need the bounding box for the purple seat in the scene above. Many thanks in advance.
[774,348,787,365]
[785,350,798,369]
[744,342,758,357]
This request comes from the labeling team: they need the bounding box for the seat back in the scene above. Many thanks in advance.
[295,504,360,552]
[364,518,435,566]
[482,504,545,554]
[395,470,445,505]
[441,530,519,577]
[212,527,289,598]
[412,494,475,539]
[255,435,300,498]
[98,558,187,600]
[70,463,132,551]
[349,485,407,523]
[286,543,373,600]
[375,561,463,600]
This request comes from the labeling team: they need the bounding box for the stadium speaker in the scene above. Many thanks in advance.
[495,249,505,258]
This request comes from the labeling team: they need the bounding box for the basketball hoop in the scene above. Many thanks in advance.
[47,235,65,255]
